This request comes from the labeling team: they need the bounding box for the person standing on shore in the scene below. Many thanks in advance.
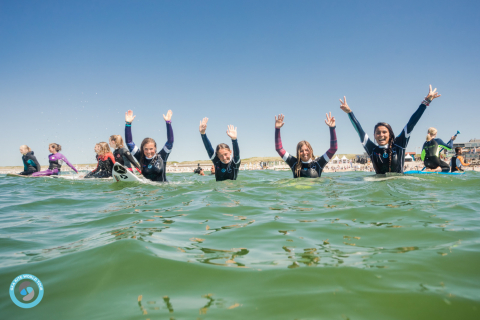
[339,85,440,174]
[124,109,174,182]
[274,112,337,178]
[18,145,41,175]
[199,118,240,181]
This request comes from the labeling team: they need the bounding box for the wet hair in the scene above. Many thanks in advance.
[20,145,31,153]
[455,147,462,154]
[426,127,437,142]
[216,143,231,154]
[109,135,124,148]
[140,137,157,166]
[49,143,62,152]
[97,142,111,156]
[374,122,395,172]
[295,141,315,177]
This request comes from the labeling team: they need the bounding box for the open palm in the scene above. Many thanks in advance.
[275,114,285,129]
[125,110,136,123]
[226,125,237,140]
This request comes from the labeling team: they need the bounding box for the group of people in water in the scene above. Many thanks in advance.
[17,85,470,181]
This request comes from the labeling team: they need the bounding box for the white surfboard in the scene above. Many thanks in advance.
[112,163,143,183]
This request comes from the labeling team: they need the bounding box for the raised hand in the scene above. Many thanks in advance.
[125,110,136,123]
[426,84,441,101]
[275,114,285,129]
[325,112,336,127]
[226,125,237,140]
[199,117,209,134]
[163,110,173,122]
[339,96,351,113]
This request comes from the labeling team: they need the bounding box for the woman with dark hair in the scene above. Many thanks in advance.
[339,85,440,174]
[32,143,78,176]
[274,112,337,178]
[124,109,173,182]
[199,118,240,181]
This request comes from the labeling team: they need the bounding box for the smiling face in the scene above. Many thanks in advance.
[299,145,311,162]
[374,126,390,146]
[143,142,156,158]
[217,148,232,164]
[94,144,101,154]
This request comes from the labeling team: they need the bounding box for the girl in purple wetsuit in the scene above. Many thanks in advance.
[32,143,78,176]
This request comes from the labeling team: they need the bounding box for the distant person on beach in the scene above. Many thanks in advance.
[339,85,440,174]
[451,147,470,172]
[199,117,240,181]
[421,127,455,172]
[274,112,337,178]
[124,109,174,182]
[85,142,116,179]
[32,143,78,176]
[193,164,205,176]
[109,135,141,173]
[18,145,41,175]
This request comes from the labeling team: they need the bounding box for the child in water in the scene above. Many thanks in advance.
[32,143,78,176]
[18,145,41,175]
[84,142,116,179]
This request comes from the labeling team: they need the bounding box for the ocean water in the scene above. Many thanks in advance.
[1,170,479,319]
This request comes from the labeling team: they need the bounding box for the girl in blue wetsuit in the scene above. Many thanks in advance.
[18,145,41,175]
[199,118,240,181]
[339,85,441,174]
[421,127,456,172]
[124,109,174,182]
[274,112,338,178]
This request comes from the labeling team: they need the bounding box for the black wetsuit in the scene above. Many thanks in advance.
[126,121,174,182]
[201,134,240,181]
[348,101,429,174]
[85,153,115,179]
[421,138,452,172]
[113,147,140,171]
[19,151,41,175]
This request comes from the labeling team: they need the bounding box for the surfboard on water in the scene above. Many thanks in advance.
[404,170,465,175]
[112,163,143,183]
[6,173,31,178]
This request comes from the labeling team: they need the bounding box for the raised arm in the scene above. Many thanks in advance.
[124,110,140,158]
[227,125,240,164]
[159,110,174,160]
[324,112,338,160]
[396,85,440,147]
[200,117,215,160]
[274,114,288,160]
[60,154,78,173]
[340,96,376,152]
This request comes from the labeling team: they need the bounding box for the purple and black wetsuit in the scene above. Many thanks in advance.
[32,152,78,176]
[275,126,337,178]
[125,120,173,182]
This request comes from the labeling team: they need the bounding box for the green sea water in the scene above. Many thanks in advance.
[1,170,479,319]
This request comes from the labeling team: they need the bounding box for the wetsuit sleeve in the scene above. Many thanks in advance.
[232,139,240,165]
[201,133,217,162]
[395,102,428,148]
[159,121,174,161]
[316,127,338,168]
[274,128,296,167]
[61,154,78,173]
[32,155,41,172]
[347,112,376,154]
[125,150,141,170]
[435,138,453,150]
[458,156,469,166]
[125,122,141,160]
[91,156,100,174]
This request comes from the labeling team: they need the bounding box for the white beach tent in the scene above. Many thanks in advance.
[341,155,348,163]
[405,154,414,162]
[332,155,340,164]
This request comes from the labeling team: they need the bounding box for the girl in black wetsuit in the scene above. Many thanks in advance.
[274,113,338,178]
[339,85,441,174]
[199,118,240,181]
[124,109,174,182]
[109,135,141,173]
[85,142,116,178]
[18,145,41,175]
[421,127,455,172]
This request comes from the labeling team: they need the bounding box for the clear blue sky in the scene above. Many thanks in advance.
[1,0,479,166]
